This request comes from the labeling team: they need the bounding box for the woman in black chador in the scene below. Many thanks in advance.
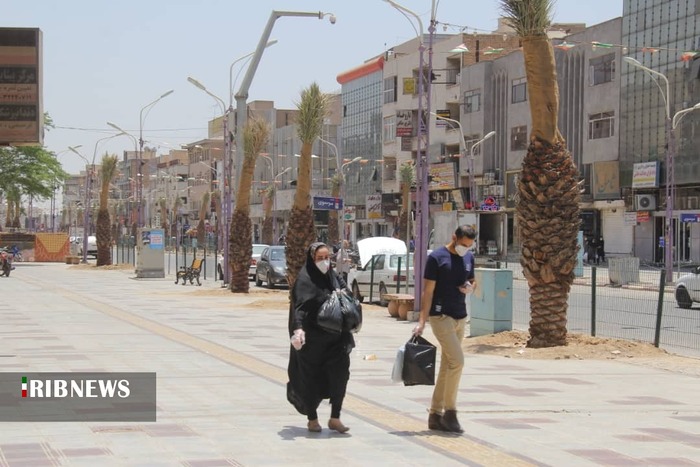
[287,242,354,433]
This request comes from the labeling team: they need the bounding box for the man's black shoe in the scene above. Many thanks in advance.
[428,412,445,431]
[441,410,464,433]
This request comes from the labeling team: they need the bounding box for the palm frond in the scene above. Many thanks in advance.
[243,117,270,163]
[295,82,329,144]
[500,0,553,37]
[399,162,415,186]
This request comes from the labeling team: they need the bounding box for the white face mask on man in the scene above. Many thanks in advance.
[315,259,331,274]
[454,244,469,257]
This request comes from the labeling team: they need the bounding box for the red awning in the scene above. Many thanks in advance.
[336,56,384,84]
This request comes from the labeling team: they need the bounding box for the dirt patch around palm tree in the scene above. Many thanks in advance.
[465,330,700,375]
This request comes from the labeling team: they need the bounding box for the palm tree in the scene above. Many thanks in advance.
[229,117,271,292]
[500,0,581,348]
[195,191,211,247]
[398,162,415,241]
[96,153,118,266]
[286,83,329,289]
[328,173,342,245]
[261,184,274,245]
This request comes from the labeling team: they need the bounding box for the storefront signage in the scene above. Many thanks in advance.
[428,162,457,191]
[636,211,651,223]
[396,110,413,137]
[681,213,700,223]
[0,28,43,145]
[480,196,500,211]
[623,211,638,226]
[343,206,356,221]
[366,194,382,219]
[313,196,343,211]
[632,162,659,188]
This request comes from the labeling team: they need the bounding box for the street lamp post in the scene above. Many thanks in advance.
[107,121,139,227]
[624,57,675,282]
[138,90,174,227]
[431,112,495,210]
[384,0,437,309]
[234,10,336,201]
[273,167,291,243]
[340,157,362,246]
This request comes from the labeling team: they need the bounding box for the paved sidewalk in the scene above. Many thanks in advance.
[1,262,699,466]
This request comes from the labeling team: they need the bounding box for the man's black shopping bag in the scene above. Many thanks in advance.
[402,335,436,386]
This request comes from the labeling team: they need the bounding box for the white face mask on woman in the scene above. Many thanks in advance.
[315,259,331,274]
[454,244,469,257]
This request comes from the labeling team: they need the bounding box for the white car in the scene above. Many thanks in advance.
[347,237,414,306]
[78,235,97,258]
[249,244,269,279]
[216,243,270,282]
[675,266,700,308]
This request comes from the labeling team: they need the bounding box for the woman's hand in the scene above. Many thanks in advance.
[291,328,306,350]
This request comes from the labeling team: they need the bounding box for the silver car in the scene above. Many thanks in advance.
[249,244,269,279]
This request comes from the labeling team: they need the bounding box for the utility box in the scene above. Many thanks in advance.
[470,268,513,336]
[136,228,165,279]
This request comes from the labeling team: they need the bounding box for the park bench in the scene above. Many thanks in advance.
[175,258,204,286]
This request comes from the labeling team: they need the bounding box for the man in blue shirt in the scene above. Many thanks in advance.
[414,225,476,433]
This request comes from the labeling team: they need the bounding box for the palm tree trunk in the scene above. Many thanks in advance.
[229,146,258,293]
[287,141,317,289]
[517,34,580,348]
[262,194,273,245]
[96,209,112,266]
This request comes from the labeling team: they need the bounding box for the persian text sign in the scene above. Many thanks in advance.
[396,110,413,137]
[366,194,382,219]
[632,161,658,189]
[313,196,343,211]
[0,28,43,145]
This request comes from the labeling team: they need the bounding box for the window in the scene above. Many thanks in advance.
[383,115,396,143]
[588,111,615,139]
[463,90,481,113]
[511,125,528,151]
[511,77,527,103]
[383,76,397,104]
[383,158,397,181]
[589,53,615,85]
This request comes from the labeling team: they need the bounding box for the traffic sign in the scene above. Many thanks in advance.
[313,196,343,210]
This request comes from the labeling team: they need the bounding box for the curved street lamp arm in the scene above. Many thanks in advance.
[672,103,700,129]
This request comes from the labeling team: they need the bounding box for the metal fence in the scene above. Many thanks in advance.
[503,261,700,358]
[111,241,222,283]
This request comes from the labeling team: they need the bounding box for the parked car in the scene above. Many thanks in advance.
[255,246,288,288]
[78,235,97,258]
[675,266,700,308]
[347,237,414,306]
[249,244,269,279]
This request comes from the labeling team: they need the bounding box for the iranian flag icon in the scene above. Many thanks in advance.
[22,376,27,398]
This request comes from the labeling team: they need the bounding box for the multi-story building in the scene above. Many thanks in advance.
[621,0,700,264]
[337,56,384,241]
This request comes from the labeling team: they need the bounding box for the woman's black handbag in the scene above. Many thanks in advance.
[339,289,362,333]
[402,335,436,386]
[317,291,344,333]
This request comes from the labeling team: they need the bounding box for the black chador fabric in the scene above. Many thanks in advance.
[287,242,354,416]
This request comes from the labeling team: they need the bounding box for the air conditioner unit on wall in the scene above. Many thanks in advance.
[635,194,656,211]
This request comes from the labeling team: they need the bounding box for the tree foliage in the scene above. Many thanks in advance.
[0,145,68,201]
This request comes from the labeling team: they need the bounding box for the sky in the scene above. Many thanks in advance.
[4,0,623,177]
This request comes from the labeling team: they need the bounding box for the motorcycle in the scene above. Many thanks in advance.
[0,248,12,277]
